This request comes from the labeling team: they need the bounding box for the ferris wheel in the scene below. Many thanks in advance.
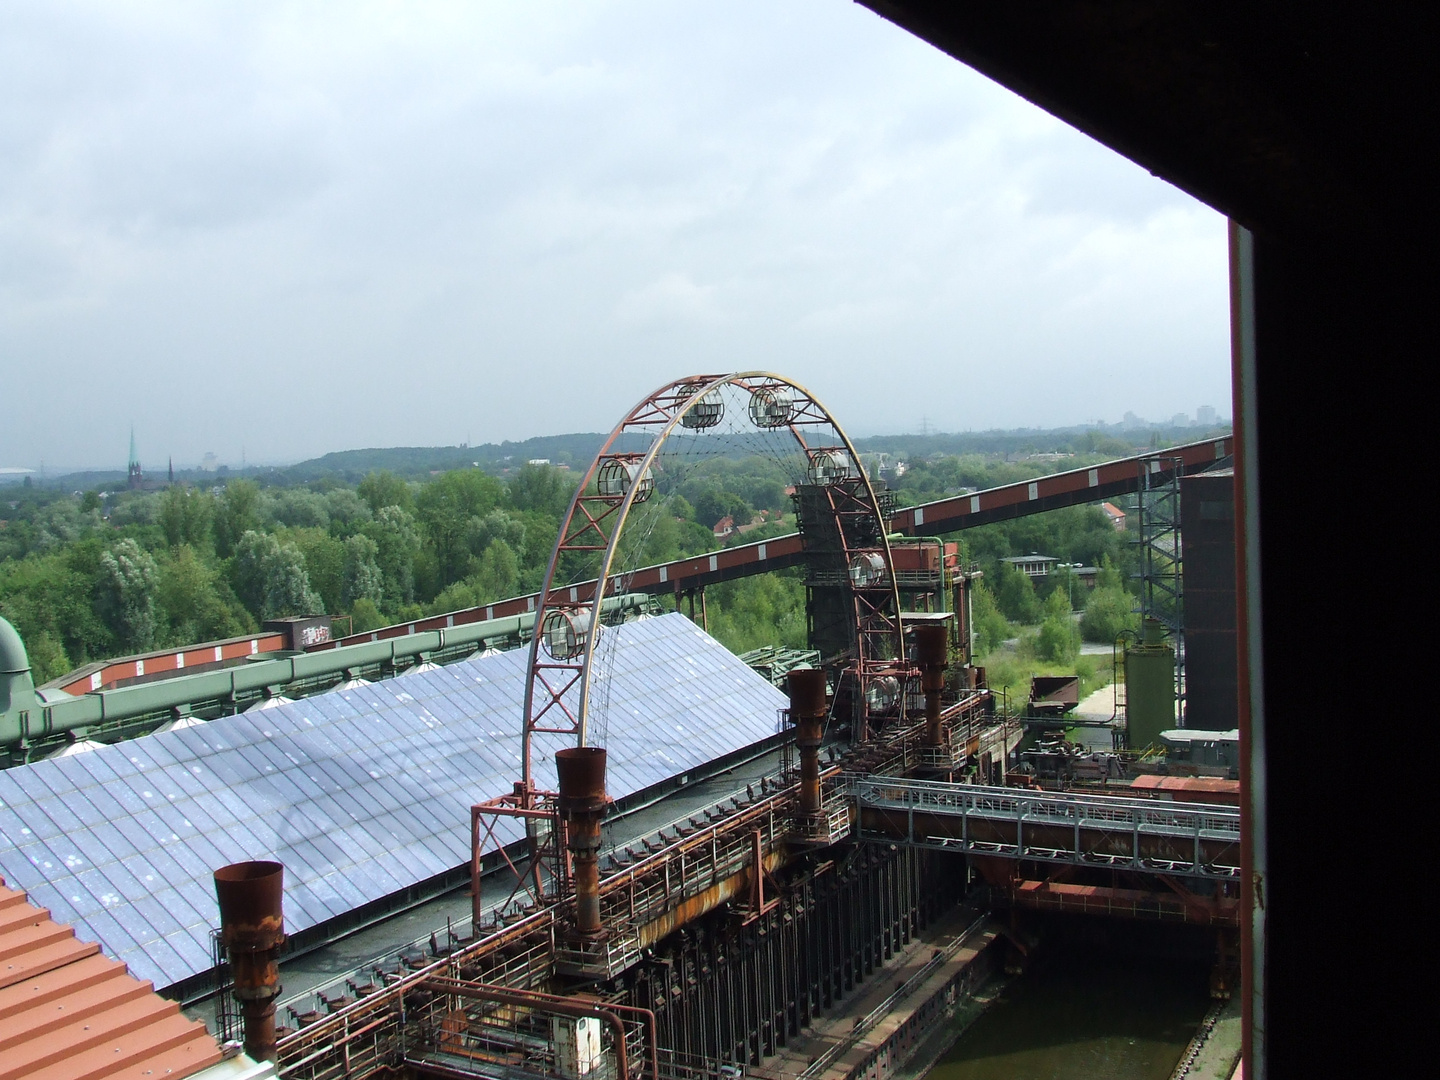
[518,372,909,797]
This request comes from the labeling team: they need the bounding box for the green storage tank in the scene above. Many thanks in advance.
[1125,620,1175,751]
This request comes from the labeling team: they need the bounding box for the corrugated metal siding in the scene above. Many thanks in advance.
[0,614,785,990]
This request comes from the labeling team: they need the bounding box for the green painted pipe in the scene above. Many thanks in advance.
[1,595,648,750]
[0,617,36,721]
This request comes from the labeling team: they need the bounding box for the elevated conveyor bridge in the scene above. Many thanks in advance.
[847,776,1240,881]
[310,435,1231,651]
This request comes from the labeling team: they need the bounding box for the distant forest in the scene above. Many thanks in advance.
[0,421,1228,685]
[9,420,1223,491]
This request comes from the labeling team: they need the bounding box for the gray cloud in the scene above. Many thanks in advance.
[0,1,1230,471]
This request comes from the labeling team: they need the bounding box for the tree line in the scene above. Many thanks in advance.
[1,445,1148,685]
[0,454,812,683]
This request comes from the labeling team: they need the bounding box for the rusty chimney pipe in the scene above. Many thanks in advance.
[213,861,285,1062]
[788,668,827,816]
[915,624,949,748]
[556,746,608,937]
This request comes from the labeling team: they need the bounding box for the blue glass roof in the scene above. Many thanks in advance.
[0,613,785,990]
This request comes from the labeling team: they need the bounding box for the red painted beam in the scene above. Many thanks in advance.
[50,634,286,694]
[891,435,1232,535]
[313,436,1232,652]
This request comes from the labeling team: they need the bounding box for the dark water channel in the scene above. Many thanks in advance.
[925,921,1212,1080]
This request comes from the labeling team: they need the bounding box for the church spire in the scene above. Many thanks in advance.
[127,427,143,490]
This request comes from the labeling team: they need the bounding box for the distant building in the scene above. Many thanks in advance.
[199,451,218,472]
[527,458,551,466]
[1170,412,1190,427]
[1196,405,1218,426]
[713,515,736,539]
[1001,554,1101,589]
[1001,553,1057,578]
[736,510,777,535]
[1101,502,1127,530]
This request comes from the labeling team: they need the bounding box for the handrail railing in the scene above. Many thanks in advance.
[847,775,1240,879]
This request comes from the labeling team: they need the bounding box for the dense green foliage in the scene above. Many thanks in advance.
[1035,589,1079,663]
[967,579,1012,656]
[1,422,1177,685]
[0,455,796,682]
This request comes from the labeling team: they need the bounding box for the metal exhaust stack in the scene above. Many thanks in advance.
[788,669,827,816]
[915,624,949,748]
[214,860,285,1062]
[556,747,608,937]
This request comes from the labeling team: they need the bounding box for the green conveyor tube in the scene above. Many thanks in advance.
[1,595,648,749]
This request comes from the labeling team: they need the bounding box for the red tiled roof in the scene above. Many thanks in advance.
[0,875,223,1080]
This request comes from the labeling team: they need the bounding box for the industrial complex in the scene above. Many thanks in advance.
[4,3,1428,1078]
[2,373,1241,1080]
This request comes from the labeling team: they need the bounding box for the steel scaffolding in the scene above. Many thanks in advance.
[1134,454,1185,719]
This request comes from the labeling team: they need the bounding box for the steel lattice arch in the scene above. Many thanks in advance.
[520,372,908,795]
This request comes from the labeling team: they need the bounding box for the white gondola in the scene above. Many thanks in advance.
[848,552,887,588]
[596,457,655,503]
[677,382,724,429]
[748,386,793,428]
[541,606,599,661]
[806,449,852,485]
[864,675,901,713]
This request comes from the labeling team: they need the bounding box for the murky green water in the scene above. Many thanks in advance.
[925,929,1210,1080]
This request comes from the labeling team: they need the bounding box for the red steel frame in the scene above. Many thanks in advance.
[519,371,904,794]
[472,373,905,912]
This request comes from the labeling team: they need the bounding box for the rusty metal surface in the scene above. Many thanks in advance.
[853,778,1240,878]
[789,669,827,815]
[1028,675,1080,711]
[277,908,558,1080]
[215,860,286,1063]
[1130,774,1241,806]
[914,623,949,671]
[787,667,828,718]
[555,746,609,811]
[1003,879,1240,926]
[555,748,609,937]
[0,874,223,1080]
[215,861,285,949]
[916,623,949,749]
[413,977,659,1080]
[274,708,972,1078]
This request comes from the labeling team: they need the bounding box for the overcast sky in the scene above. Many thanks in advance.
[1,1,1231,472]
